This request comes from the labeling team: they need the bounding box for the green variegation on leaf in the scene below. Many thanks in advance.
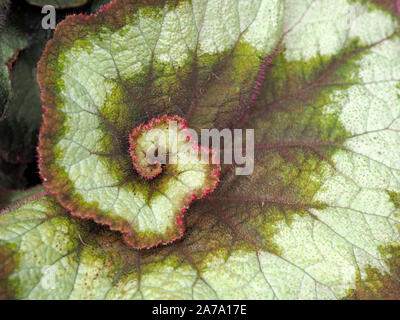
[37,0,281,248]
[1,0,400,299]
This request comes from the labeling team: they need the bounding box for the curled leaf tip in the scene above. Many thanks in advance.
[129,115,187,180]
[128,115,220,243]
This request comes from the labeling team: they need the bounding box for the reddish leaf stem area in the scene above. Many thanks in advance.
[207,199,259,248]
[235,39,283,128]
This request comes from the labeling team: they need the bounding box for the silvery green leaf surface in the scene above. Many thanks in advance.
[1,0,400,299]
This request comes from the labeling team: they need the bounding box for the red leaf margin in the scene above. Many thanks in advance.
[36,0,220,249]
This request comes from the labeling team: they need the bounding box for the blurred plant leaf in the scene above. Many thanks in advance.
[25,0,89,9]
[0,1,53,166]
[0,185,44,211]
[0,31,49,164]
[90,0,110,12]
[0,1,27,122]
